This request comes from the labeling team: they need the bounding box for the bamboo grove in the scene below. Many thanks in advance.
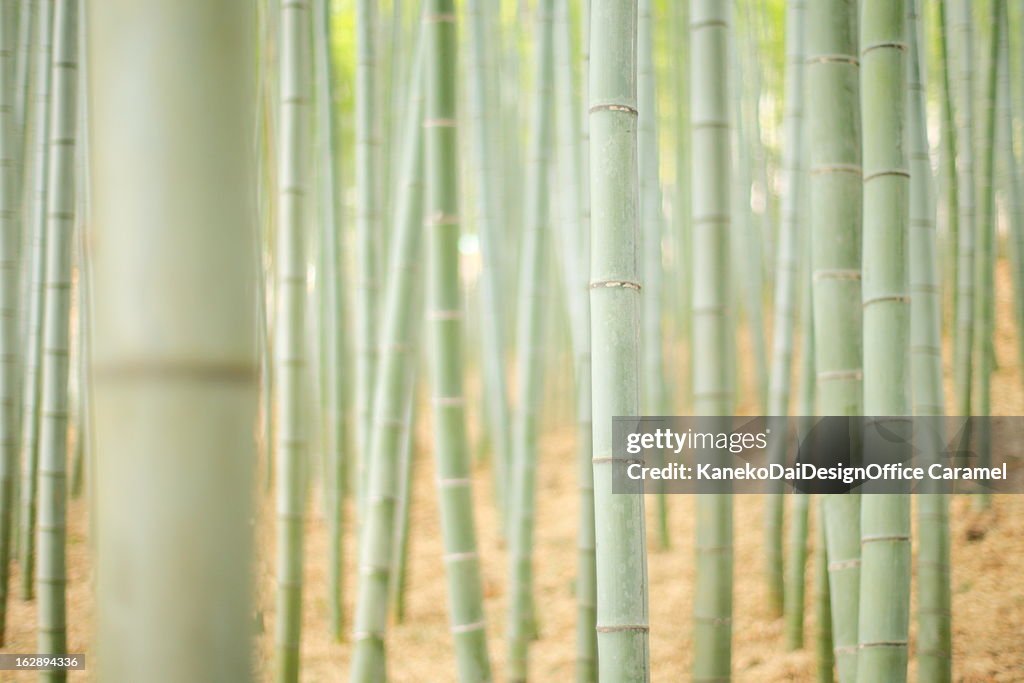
[0,0,1019,681]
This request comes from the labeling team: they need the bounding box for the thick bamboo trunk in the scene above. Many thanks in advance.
[690,1,733,678]
[807,1,862,680]
[766,0,807,620]
[422,2,493,679]
[588,0,649,679]
[349,32,425,682]
[273,1,310,679]
[858,2,911,681]
[88,2,257,680]
[908,1,952,680]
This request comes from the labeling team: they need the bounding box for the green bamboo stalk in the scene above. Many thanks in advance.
[88,2,256,679]
[807,1,862,680]
[422,2,493,679]
[952,0,975,418]
[274,0,310,679]
[785,214,815,651]
[355,0,380,514]
[312,0,348,641]
[672,0,692,411]
[973,0,1002,513]
[908,1,952,679]
[936,0,958,323]
[349,33,425,681]
[553,0,597,677]
[766,0,807,621]
[638,0,670,552]
[34,0,78,675]
[858,2,911,681]
[388,368,417,624]
[507,2,554,678]
[589,0,649,680]
[0,0,17,647]
[1003,0,1024,383]
[12,0,32,142]
[691,1,733,679]
[466,0,512,529]
[815,498,834,683]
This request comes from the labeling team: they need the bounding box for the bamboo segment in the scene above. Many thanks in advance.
[552,1,597,678]
[1002,1,1024,386]
[766,0,807,620]
[859,2,912,681]
[952,0,975,417]
[807,1,862,680]
[0,0,16,646]
[349,33,425,682]
[34,1,78,674]
[908,1,952,679]
[588,0,649,680]
[274,0,310,680]
[466,0,512,530]
[422,1,493,680]
[935,0,958,320]
[507,1,554,678]
[355,0,380,511]
[690,1,733,679]
[88,2,256,680]
[815,498,835,683]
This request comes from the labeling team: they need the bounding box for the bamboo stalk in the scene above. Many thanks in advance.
[807,1,862,680]
[349,31,425,680]
[936,0,958,324]
[273,0,310,679]
[691,1,733,678]
[815,498,835,683]
[588,0,649,679]
[766,0,807,620]
[422,1,493,679]
[908,1,952,679]
[388,367,417,624]
[88,2,257,679]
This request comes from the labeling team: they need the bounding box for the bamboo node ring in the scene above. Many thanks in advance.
[588,103,639,116]
[810,163,862,176]
[589,279,641,291]
[827,558,861,571]
[813,269,861,281]
[806,54,859,66]
[451,620,486,634]
[862,41,908,55]
[595,624,650,633]
[862,294,910,307]
[443,551,479,563]
[864,168,910,182]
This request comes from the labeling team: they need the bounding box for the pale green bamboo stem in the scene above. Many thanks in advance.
[690,1,733,679]
[349,34,425,681]
[766,0,807,622]
[13,0,32,142]
[466,0,512,530]
[973,0,1002,513]
[507,3,554,679]
[388,368,417,624]
[638,0,670,552]
[34,1,78,674]
[274,0,310,679]
[589,1,649,680]
[909,2,952,678]
[952,0,975,417]
[423,2,493,679]
[0,0,17,646]
[815,498,834,683]
[936,0,958,323]
[1003,0,1024,385]
[355,0,380,515]
[88,3,256,679]
[807,1,862,680]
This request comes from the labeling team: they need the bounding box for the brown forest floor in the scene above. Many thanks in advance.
[3,262,1024,681]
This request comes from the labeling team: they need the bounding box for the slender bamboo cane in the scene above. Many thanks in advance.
[766,0,807,621]
[355,0,380,514]
[422,2,493,679]
[952,0,975,418]
[507,2,554,677]
[35,1,77,673]
[552,1,597,678]
[0,0,17,646]
[638,0,670,552]
[691,1,733,678]
[466,0,512,529]
[589,0,649,680]
[349,33,425,680]
[273,0,310,679]
[973,0,1002,513]
[672,0,692,411]
[388,366,417,624]
[12,0,32,143]
[807,1,862,680]
[1003,0,1024,383]
[311,0,348,641]
[908,1,952,679]
[858,3,912,681]
[88,2,256,679]
[936,0,958,322]
[815,498,834,683]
